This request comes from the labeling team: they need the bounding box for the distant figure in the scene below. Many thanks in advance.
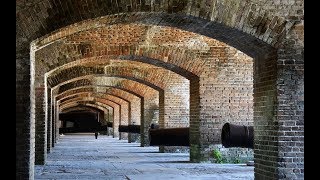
[95,132,98,139]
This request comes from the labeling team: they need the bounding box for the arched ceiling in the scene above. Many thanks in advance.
[47,60,187,90]
[54,76,160,100]
[61,105,106,114]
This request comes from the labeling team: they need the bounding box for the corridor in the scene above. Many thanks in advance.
[35,134,253,180]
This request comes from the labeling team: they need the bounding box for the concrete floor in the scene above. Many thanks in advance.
[35,133,254,180]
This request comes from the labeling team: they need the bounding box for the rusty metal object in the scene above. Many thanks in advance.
[149,127,189,146]
[221,123,254,149]
[118,125,140,133]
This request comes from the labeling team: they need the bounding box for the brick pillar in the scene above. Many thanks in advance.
[16,57,34,180]
[104,109,109,136]
[128,102,133,143]
[46,87,52,152]
[119,101,129,140]
[128,97,141,143]
[55,101,60,142]
[273,26,304,179]
[253,47,304,179]
[276,65,304,179]
[189,78,201,162]
[141,92,159,147]
[113,105,120,138]
[35,85,47,165]
[109,107,114,136]
[51,101,55,147]
[139,98,145,146]
[160,75,190,153]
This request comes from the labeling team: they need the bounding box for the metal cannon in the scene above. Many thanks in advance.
[118,125,140,133]
[150,123,160,129]
[149,127,189,146]
[221,123,254,149]
[106,122,113,127]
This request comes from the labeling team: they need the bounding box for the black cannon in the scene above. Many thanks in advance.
[106,122,113,127]
[221,123,254,149]
[150,123,160,129]
[118,125,140,133]
[149,127,189,146]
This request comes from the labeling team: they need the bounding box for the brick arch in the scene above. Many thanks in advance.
[32,12,277,57]
[60,104,107,124]
[54,76,160,146]
[59,96,121,111]
[81,103,114,125]
[61,105,104,114]
[59,91,131,132]
[36,27,258,82]
[59,92,128,109]
[55,86,141,103]
[56,87,141,133]
[59,92,92,104]
[52,75,161,125]
[58,92,131,111]
[61,105,107,120]
[54,85,142,132]
[60,101,114,124]
[60,100,115,128]
[58,91,133,122]
[55,75,162,96]
[17,1,304,179]
[47,59,188,90]
[56,85,144,101]
[60,96,122,137]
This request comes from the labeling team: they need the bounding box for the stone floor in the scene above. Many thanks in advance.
[35,133,254,180]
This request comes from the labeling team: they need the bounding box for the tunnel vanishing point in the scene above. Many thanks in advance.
[16,0,304,179]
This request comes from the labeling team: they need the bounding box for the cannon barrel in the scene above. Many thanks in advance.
[149,127,189,146]
[150,123,160,129]
[221,123,253,149]
[118,125,140,133]
[106,122,113,127]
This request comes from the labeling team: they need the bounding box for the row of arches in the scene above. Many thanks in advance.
[16,4,303,178]
[32,15,263,175]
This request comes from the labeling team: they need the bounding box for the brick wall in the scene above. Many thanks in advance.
[275,22,304,179]
[200,47,254,161]
[46,87,52,153]
[18,1,303,179]
[34,86,47,165]
[16,57,34,180]
[253,54,278,179]
[164,72,190,128]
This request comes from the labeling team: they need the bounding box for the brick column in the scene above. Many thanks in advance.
[35,85,47,165]
[46,87,52,152]
[160,75,190,153]
[16,57,34,180]
[108,107,114,136]
[119,101,129,140]
[141,92,159,147]
[189,78,201,162]
[55,101,60,142]
[254,45,304,178]
[112,104,120,138]
[128,97,141,143]
[51,102,55,147]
